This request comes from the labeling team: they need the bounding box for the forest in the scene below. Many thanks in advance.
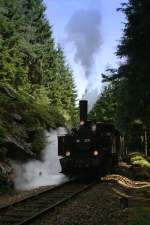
[91,0,150,155]
[0,0,150,188]
[0,0,77,188]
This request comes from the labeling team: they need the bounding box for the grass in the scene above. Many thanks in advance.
[129,152,150,169]
[127,152,150,225]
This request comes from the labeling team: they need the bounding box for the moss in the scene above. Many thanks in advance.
[31,128,46,156]
[129,152,150,169]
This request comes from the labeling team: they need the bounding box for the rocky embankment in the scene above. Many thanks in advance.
[0,84,44,190]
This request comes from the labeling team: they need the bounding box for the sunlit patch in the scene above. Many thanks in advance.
[101,174,150,189]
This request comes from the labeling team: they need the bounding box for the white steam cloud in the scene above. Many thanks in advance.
[83,88,99,112]
[65,9,102,110]
[65,9,101,78]
[12,128,68,190]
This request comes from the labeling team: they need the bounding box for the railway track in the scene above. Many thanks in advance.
[0,178,97,225]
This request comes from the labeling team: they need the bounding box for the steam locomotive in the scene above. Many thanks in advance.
[58,100,120,175]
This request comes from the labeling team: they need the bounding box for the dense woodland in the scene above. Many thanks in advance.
[0,0,150,188]
[0,0,77,188]
[91,0,150,155]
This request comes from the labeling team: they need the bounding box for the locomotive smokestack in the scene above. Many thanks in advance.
[79,100,88,123]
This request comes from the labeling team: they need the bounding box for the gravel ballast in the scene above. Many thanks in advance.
[0,186,54,208]
[0,162,150,225]
[28,181,139,225]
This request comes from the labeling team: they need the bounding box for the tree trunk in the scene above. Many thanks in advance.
[144,129,148,156]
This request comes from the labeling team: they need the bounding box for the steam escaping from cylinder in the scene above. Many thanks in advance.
[12,128,68,190]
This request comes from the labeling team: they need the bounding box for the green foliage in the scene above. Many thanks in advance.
[31,128,46,156]
[0,0,77,161]
[129,152,150,169]
[116,0,150,128]
[93,1,150,154]
[90,83,117,124]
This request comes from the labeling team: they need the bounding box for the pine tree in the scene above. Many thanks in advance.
[117,0,150,125]
[100,1,150,154]
[90,83,117,124]
[0,0,78,156]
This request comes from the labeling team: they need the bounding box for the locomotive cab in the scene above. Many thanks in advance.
[58,100,120,175]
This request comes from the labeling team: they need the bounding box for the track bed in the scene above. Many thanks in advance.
[0,179,97,225]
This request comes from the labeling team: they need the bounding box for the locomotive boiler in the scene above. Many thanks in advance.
[58,100,120,175]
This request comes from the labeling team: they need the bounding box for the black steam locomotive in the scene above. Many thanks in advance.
[58,100,120,175]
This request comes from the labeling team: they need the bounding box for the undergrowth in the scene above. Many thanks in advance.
[129,152,150,169]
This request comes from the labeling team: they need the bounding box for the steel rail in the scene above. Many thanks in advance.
[0,178,98,225]
[0,178,72,211]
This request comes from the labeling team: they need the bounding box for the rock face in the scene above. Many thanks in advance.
[5,135,36,161]
[0,159,13,190]
[1,119,37,161]
[0,133,36,189]
[0,84,39,188]
[0,84,37,161]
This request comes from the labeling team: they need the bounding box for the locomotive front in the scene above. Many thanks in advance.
[58,100,120,175]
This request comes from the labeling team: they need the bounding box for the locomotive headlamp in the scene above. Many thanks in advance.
[93,150,99,156]
[80,120,85,126]
[91,124,96,132]
[65,151,71,156]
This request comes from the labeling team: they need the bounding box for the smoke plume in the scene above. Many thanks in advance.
[65,9,102,110]
[83,88,99,112]
[12,128,68,190]
[65,9,101,78]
